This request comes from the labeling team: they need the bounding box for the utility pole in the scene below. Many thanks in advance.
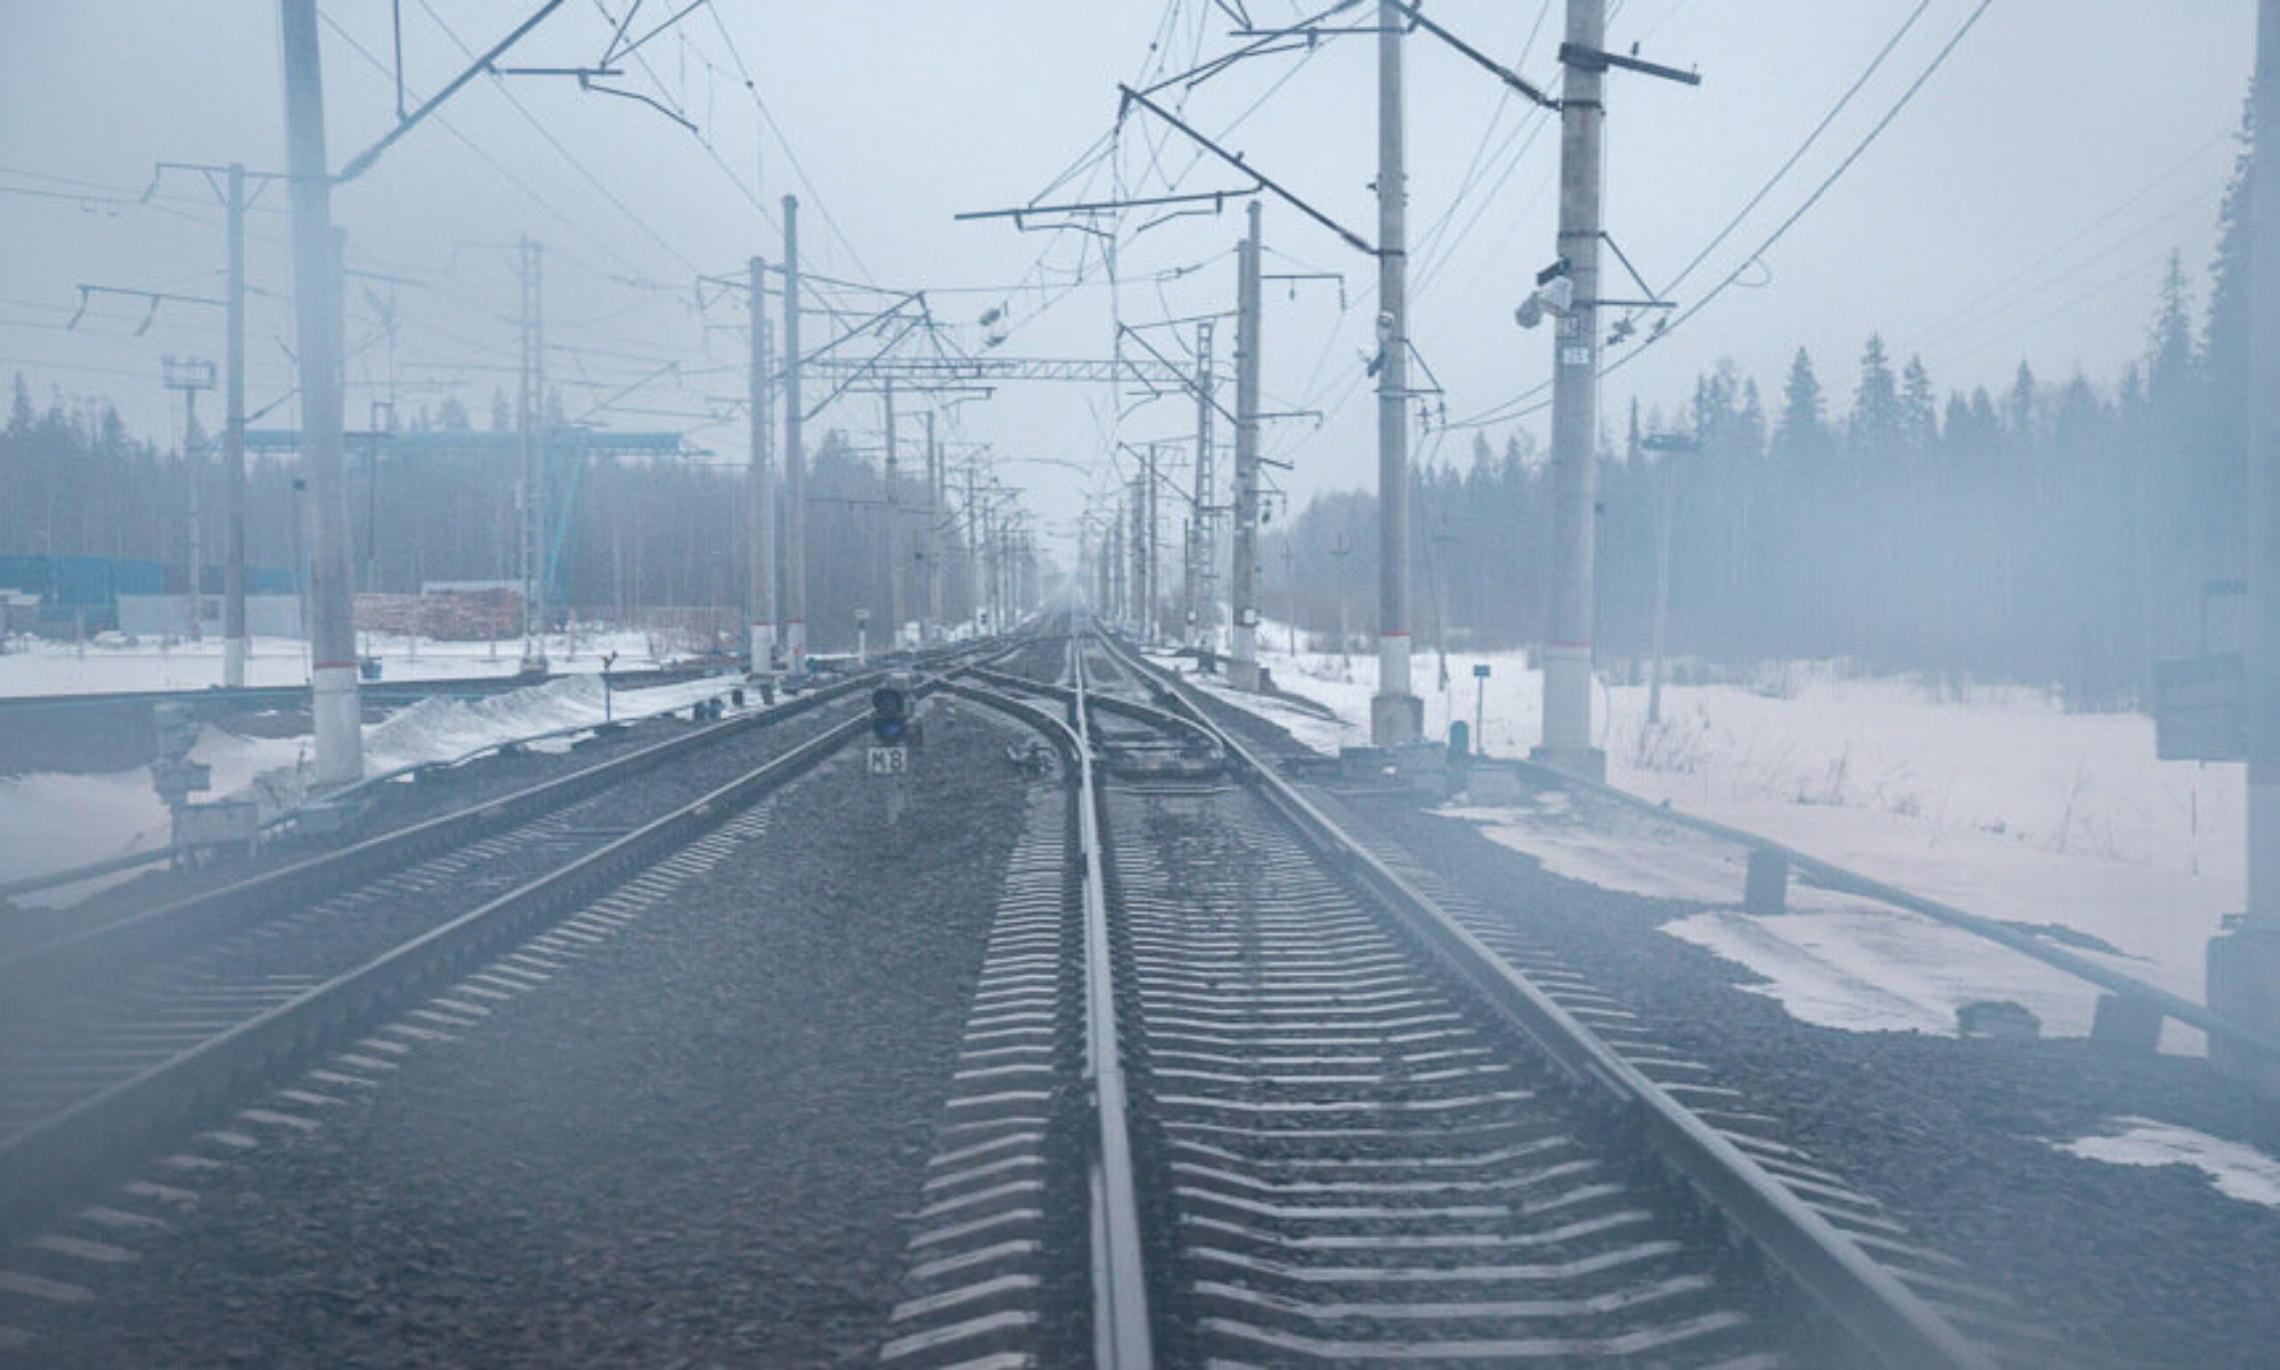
[1108,491,1124,625]
[985,493,1003,632]
[1280,540,1297,657]
[964,462,981,631]
[883,378,903,650]
[1537,0,1610,780]
[925,409,942,642]
[223,163,249,686]
[2213,0,2280,1085]
[782,195,808,671]
[1371,0,1421,745]
[516,235,548,674]
[161,356,215,641]
[2249,0,2280,939]
[1230,199,1264,690]
[1145,443,1160,645]
[1192,319,1216,647]
[278,0,361,787]
[1648,460,1673,727]
[1129,473,1147,641]
[1330,533,1353,678]
[748,256,776,673]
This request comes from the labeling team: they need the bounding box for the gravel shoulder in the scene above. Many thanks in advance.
[1158,663,2280,1367]
[1352,792,2280,1370]
[9,700,1039,1368]
[0,685,760,953]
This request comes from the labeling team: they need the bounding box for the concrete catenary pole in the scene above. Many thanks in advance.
[883,378,903,649]
[2212,0,2280,1082]
[1372,0,1421,745]
[162,363,209,642]
[1648,461,1673,726]
[1192,318,1216,645]
[924,410,941,641]
[1230,199,1264,689]
[517,236,548,673]
[277,0,361,786]
[964,463,981,631]
[747,255,776,673]
[1129,474,1145,639]
[223,163,250,687]
[781,195,807,670]
[1536,0,1610,780]
[2248,0,2280,934]
[1145,443,1160,644]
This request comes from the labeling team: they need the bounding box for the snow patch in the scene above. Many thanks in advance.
[0,629,671,698]
[1661,906,2103,1040]
[2056,1118,2280,1209]
[1446,797,1749,904]
[1194,634,2236,1027]
[1,670,737,903]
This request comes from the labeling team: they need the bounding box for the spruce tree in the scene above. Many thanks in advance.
[1900,355,1938,458]
[1772,347,1829,472]
[1849,333,1901,462]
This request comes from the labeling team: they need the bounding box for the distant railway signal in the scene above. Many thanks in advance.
[871,685,909,744]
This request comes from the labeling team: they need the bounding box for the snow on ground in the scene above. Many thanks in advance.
[1189,625,2242,1045]
[1445,791,1748,904]
[1661,906,2108,1040]
[1447,792,2113,1042]
[2056,1118,2280,1210]
[0,628,671,697]
[0,670,740,903]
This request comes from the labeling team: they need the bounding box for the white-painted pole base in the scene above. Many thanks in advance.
[223,636,248,690]
[1230,621,1260,692]
[310,662,363,790]
[749,623,776,676]
[786,621,807,675]
[2252,774,2280,926]
[1532,642,1606,781]
[1370,633,1420,746]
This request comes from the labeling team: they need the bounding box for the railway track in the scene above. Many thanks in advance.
[0,643,997,1236]
[917,618,2039,1368]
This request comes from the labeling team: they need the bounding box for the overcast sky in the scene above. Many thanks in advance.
[0,2,2255,557]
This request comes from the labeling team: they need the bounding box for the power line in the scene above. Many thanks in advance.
[1597,0,1998,381]
[1450,0,1999,431]
[1658,0,1934,299]
[1907,129,2232,354]
[319,11,671,283]
[410,0,709,274]
[701,0,875,282]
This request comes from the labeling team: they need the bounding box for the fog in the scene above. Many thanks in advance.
[0,2,2253,543]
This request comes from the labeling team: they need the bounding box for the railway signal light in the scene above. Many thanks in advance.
[871,685,910,744]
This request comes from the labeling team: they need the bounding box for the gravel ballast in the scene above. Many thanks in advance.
[1345,789,2280,1369]
[7,701,1041,1367]
[1153,663,2280,1367]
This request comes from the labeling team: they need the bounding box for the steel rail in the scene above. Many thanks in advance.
[968,664,1222,761]
[0,671,750,903]
[0,663,722,715]
[1067,632,1156,1370]
[1089,628,1995,1370]
[0,683,927,1236]
[940,641,1155,1369]
[0,672,880,992]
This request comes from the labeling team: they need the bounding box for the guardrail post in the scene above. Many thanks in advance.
[1744,849,1788,917]
[2089,994,2163,1056]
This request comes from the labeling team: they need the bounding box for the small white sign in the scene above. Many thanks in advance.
[867,745,909,775]
[1561,345,1593,367]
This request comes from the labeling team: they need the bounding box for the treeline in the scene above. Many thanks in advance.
[1265,133,2253,707]
[0,381,983,652]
